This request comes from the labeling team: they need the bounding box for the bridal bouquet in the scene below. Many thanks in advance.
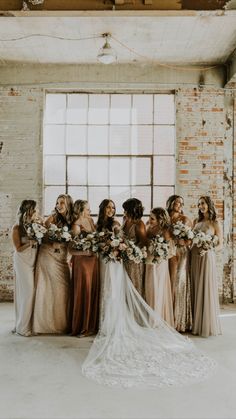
[47,224,72,242]
[99,233,147,264]
[148,235,169,264]
[192,231,219,256]
[172,221,194,243]
[71,231,100,253]
[25,222,47,245]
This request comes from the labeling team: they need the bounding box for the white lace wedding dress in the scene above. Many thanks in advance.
[82,261,216,388]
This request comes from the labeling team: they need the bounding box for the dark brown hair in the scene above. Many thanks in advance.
[197,196,217,222]
[97,199,116,232]
[122,198,144,220]
[17,199,37,235]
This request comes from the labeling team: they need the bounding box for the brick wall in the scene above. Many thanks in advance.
[0,84,235,302]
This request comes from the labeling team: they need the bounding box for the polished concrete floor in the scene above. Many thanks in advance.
[0,302,236,419]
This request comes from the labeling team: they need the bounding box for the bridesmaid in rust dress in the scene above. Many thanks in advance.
[122,198,147,296]
[70,200,100,337]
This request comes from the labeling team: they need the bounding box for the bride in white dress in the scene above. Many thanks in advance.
[82,207,216,389]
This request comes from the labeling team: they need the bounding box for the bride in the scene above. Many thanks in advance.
[82,203,216,389]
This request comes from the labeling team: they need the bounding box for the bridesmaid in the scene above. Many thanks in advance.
[166,195,192,332]
[12,200,38,337]
[191,196,222,337]
[70,200,100,337]
[96,199,120,327]
[33,194,73,334]
[122,198,147,296]
[145,207,174,327]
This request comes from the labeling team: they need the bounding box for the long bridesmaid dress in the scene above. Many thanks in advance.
[71,221,100,336]
[174,245,192,332]
[191,222,221,337]
[122,223,144,296]
[33,241,71,334]
[13,236,38,336]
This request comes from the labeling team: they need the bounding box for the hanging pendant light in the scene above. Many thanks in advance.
[97,34,117,64]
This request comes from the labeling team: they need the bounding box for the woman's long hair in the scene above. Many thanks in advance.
[122,198,144,220]
[52,194,74,228]
[197,196,217,222]
[97,199,116,232]
[166,195,184,215]
[151,207,170,230]
[73,199,88,223]
[17,199,37,236]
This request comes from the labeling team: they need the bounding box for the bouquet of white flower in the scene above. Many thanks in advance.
[148,235,169,264]
[192,231,219,256]
[25,222,47,245]
[172,220,194,243]
[99,233,147,264]
[47,224,72,243]
[71,231,100,254]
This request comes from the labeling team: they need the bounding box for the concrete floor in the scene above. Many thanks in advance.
[0,303,236,419]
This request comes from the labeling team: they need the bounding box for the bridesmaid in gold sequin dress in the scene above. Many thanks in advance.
[144,207,174,327]
[33,194,73,334]
[122,198,147,296]
[191,196,222,337]
[12,200,38,337]
[166,195,192,332]
[70,200,100,337]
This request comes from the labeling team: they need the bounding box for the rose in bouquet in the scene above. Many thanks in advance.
[148,235,169,264]
[71,231,100,254]
[98,233,147,264]
[25,222,47,246]
[192,231,219,256]
[47,224,72,242]
[171,220,194,245]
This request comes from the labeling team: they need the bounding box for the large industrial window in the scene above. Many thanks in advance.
[43,93,175,216]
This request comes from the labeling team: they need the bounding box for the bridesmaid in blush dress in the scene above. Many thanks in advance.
[166,195,193,332]
[70,200,100,337]
[122,198,147,296]
[12,200,38,337]
[33,194,73,334]
[96,199,120,328]
[191,196,222,337]
[144,207,174,327]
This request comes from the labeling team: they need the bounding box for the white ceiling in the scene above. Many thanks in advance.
[0,12,236,66]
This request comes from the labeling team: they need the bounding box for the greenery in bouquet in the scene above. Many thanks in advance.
[148,235,169,264]
[99,232,147,264]
[25,221,47,245]
[71,231,100,253]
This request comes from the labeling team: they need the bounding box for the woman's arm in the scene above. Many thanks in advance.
[214,220,223,251]
[136,220,147,247]
[12,225,33,252]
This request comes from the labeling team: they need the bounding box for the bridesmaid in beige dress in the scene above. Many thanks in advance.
[122,198,147,296]
[191,196,222,337]
[166,195,192,332]
[96,199,120,328]
[70,200,100,336]
[12,200,38,337]
[145,207,174,327]
[33,194,73,334]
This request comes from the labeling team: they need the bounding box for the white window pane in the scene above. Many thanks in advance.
[88,187,109,214]
[131,186,151,213]
[154,126,175,155]
[131,125,153,155]
[44,186,65,216]
[88,158,108,185]
[110,186,131,214]
[88,126,109,155]
[44,94,66,124]
[88,94,109,124]
[66,94,88,124]
[44,156,65,185]
[154,95,175,125]
[68,186,87,201]
[131,158,151,185]
[132,95,153,124]
[109,126,130,155]
[68,157,87,185]
[154,156,175,185]
[110,158,130,186]
[44,125,65,155]
[153,186,175,208]
[66,125,87,155]
[110,95,131,125]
